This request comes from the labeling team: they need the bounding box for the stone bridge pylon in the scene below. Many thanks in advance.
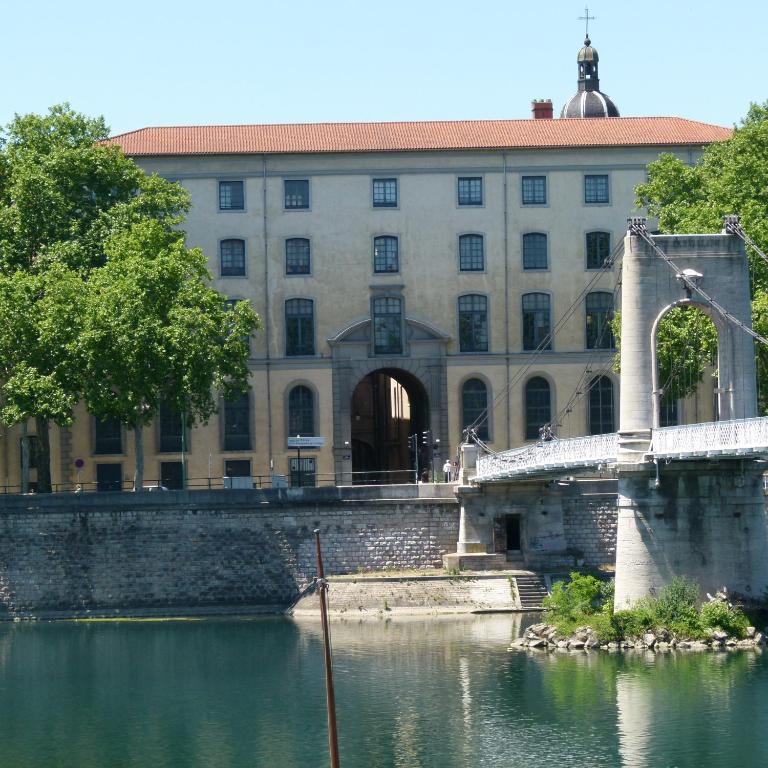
[614,222,768,608]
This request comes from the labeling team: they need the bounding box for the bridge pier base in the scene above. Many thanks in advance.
[614,460,768,609]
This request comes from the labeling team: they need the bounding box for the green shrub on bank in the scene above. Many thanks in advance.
[700,600,750,638]
[543,574,752,643]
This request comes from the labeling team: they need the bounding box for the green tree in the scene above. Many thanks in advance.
[0,262,85,491]
[636,102,768,411]
[0,104,189,490]
[80,220,260,489]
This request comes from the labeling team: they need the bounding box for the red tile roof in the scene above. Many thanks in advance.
[106,117,731,157]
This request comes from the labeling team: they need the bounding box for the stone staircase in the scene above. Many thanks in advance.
[514,574,549,610]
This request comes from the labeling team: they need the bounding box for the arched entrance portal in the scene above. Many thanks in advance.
[351,368,429,483]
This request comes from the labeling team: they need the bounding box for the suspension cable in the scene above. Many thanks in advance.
[465,238,625,443]
[724,215,768,267]
[553,264,624,431]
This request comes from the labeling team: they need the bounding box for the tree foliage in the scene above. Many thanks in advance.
[0,104,260,491]
[81,220,259,429]
[635,102,768,411]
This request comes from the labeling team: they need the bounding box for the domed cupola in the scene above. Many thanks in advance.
[560,35,620,118]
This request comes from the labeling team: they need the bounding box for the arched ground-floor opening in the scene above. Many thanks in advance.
[350,368,429,483]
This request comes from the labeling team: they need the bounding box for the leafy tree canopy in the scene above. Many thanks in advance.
[0,105,261,491]
[634,102,768,411]
[81,219,260,429]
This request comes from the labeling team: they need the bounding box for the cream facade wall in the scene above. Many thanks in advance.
[0,142,707,491]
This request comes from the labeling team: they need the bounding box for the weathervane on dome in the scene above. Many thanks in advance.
[578,6,595,41]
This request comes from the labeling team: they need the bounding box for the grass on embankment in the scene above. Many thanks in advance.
[544,573,756,644]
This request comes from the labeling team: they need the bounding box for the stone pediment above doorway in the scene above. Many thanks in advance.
[327,315,450,356]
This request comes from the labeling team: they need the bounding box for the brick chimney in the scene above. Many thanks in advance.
[531,99,553,119]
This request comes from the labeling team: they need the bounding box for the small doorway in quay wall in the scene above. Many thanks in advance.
[505,514,522,554]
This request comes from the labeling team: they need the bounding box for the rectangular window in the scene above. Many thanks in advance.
[160,461,184,490]
[220,239,246,276]
[459,234,484,272]
[659,399,678,427]
[586,231,611,269]
[373,296,403,354]
[224,459,252,488]
[285,298,315,356]
[458,176,483,206]
[290,457,316,488]
[223,392,251,451]
[94,417,122,454]
[522,233,548,270]
[373,236,399,273]
[96,463,122,492]
[458,295,489,352]
[159,401,183,453]
[522,293,552,351]
[584,174,609,204]
[224,299,251,352]
[286,238,311,275]
[373,178,398,207]
[521,176,546,205]
[284,179,310,209]
[219,180,244,210]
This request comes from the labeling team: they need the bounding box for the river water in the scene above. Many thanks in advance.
[0,615,766,767]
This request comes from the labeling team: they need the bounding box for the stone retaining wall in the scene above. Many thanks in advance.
[0,486,459,617]
[562,495,618,567]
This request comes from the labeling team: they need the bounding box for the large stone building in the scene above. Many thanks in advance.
[1,38,730,491]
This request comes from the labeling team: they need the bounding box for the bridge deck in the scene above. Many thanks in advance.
[474,417,768,483]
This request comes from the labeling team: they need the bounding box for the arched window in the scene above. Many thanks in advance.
[525,377,551,439]
[522,293,551,351]
[462,378,489,441]
[373,236,399,273]
[220,239,245,276]
[585,292,615,349]
[459,234,484,272]
[285,298,315,356]
[458,294,488,352]
[288,385,315,436]
[522,233,547,270]
[286,238,311,275]
[588,376,614,435]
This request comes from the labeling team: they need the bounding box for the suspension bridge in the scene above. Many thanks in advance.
[453,217,768,609]
[475,417,768,482]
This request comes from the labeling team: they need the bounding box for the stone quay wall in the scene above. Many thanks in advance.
[0,485,459,618]
[562,494,618,568]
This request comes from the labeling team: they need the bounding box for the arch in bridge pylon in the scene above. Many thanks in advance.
[619,231,757,441]
[649,299,724,428]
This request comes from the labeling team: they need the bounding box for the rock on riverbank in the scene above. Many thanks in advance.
[510,622,767,652]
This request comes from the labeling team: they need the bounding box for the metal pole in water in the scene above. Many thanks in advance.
[314,529,340,768]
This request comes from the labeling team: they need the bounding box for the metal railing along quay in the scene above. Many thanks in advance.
[1,469,434,495]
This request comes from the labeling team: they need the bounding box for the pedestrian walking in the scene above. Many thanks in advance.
[442,459,452,482]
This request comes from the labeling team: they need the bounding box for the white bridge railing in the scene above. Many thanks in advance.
[475,433,619,482]
[474,416,768,483]
[651,416,768,459]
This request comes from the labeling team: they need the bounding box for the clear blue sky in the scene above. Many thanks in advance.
[3,0,766,135]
